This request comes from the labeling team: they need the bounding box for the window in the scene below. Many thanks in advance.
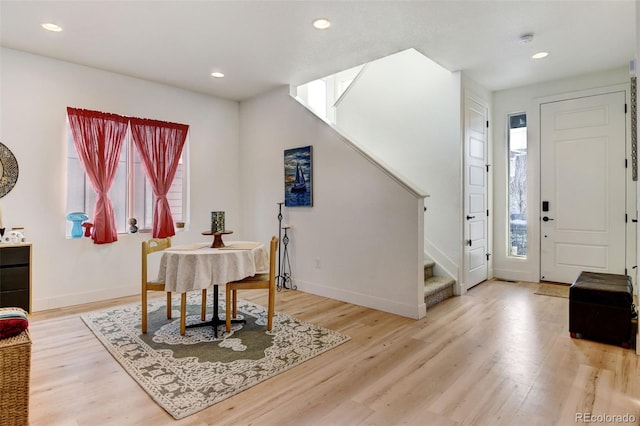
[66,122,186,236]
[306,79,328,117]
[508,113,527,257]
[295,64,364,123]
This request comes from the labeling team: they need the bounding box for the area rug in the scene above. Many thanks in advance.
[534,283,570,298]
[81,293,350,420]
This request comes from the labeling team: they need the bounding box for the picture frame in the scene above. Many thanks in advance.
[284,146,312,207]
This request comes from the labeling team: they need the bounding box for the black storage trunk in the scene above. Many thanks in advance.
[569,271,634,347]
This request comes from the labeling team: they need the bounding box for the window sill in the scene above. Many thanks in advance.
[66,224,188,239]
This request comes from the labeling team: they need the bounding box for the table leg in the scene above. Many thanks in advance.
[185,284,246,338]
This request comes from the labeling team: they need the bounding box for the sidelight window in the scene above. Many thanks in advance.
[508,113,527,258]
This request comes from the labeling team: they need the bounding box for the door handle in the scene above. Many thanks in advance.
[466,215,475,220]
[466,239,472,246]
[542,216,554,222]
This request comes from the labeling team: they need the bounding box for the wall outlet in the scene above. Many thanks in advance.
[315,258,320,268]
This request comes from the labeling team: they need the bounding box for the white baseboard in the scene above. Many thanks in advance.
[33,285,137,312]
[294,279,426,319]
[34,280,429,321]
[492,268,537,283]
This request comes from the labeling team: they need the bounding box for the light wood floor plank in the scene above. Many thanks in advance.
[26,280,640,425]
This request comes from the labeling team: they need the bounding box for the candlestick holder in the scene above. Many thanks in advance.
[280,225,295,290]
[276,202,296,290]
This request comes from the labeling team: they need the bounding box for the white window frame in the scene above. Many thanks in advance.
[507,113,527,258]
[65,120,188,236]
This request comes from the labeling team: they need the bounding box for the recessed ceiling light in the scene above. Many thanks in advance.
[41,23,62,32]
[532,51,549,59]
[313,18,331,30]
[211,72,225,78]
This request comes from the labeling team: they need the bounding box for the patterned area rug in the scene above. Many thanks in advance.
[534,283,570,299]
[81,293,350,420]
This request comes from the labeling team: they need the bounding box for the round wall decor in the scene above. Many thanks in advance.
[0,142,19,198]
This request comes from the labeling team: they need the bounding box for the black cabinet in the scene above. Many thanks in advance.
[0,244,31,313]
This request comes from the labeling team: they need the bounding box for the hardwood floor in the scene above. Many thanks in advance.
[27,280,640,425]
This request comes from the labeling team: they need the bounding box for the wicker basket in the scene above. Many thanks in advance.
[0,331,31,426]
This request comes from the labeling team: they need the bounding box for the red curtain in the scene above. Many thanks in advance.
[130,117,189,238]
[67,107,129,244]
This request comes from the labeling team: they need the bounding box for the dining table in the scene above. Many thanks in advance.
[157,240,269,336]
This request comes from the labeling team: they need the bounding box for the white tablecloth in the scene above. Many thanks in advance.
[157,241,269,293]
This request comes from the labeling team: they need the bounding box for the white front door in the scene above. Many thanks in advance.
[464,96,489,289]
[540,92,627,283]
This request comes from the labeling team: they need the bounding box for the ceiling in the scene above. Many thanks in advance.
[0,1,636,101]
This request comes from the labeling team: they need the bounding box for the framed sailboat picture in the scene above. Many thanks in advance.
[284,145,313,207]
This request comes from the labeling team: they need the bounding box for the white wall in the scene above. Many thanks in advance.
[333,49,463,282]
[0,48,241,311]
[492,66,632,282]
[239,86,426,319]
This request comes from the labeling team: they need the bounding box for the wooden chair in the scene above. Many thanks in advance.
[225,236,278,332]
[141,238,207,335]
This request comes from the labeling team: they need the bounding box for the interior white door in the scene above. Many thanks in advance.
[540,92,627,283]
[464,96,488,289]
